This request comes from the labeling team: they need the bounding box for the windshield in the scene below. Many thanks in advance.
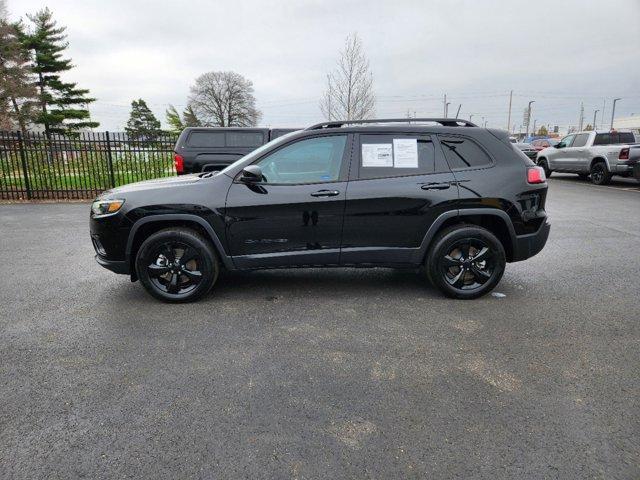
[219,131,301,176]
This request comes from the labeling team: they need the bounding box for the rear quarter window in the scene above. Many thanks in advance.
[186,131,225,148]
[438,135,492,169]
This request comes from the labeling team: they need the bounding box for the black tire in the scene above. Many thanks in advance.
[538,159,552,178]
[590,161,611,185]
[426,225,506,300]
[135,228,219,303]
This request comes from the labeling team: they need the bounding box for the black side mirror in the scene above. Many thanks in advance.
[240,165,263,183]
[555,143,564,149]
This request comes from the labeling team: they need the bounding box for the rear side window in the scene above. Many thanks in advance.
[358,134,435,179]
[438,135,492,169]
[593,133,610,145]
[186,131,225,147]
[572,133,590,148]
[227,131,264,147]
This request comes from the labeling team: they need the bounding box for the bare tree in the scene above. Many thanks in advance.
[188,71,261,127]
[320,33,375,121]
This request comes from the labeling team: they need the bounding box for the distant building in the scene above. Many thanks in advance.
[613,115,640,136]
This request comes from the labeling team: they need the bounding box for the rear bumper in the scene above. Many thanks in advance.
[95,255,130,275]
[511,218,550,262]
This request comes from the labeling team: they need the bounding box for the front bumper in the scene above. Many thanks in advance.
[511,218,550,262]
[95,255,130,275]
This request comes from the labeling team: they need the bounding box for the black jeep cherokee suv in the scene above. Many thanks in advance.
[90,118,550,302]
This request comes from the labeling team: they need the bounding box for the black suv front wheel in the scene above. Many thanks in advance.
[426,225,506,299]
[135,228,219,302]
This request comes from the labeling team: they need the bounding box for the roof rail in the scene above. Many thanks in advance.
[305,118,478,130]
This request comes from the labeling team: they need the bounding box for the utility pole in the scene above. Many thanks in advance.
[610,98,621,129]
[443,94,447,117]
[445,102,451,118]
[507,90,513,133]
[578,101,584,131]
[593,109,599,130]
[525,100,535,139]
[602,99,606,130]
[455,104,461,118]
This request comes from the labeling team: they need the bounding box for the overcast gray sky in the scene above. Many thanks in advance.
[9,0,640,132]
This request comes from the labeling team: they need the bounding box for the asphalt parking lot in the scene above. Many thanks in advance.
[1,175,639,479]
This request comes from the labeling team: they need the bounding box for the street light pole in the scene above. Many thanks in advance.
[525,100,535,139]
[469,114,474,122]
[445,102,451,118]
[593,109,599,130]
[610,98,621,129]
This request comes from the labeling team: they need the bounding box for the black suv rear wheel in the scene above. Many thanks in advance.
[426,225,506,299]
[135,228,219,302]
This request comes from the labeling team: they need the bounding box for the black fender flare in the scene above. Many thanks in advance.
[125,214,235,270]
[415,208,517,262]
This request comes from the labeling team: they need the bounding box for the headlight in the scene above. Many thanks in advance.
[91,199,125,217]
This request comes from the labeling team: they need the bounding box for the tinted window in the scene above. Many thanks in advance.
[561,134,576,147]
[186,131,225,148]
[593,133,610,145]
[572,133,590,148]
[256,135,346,184]
[227,131,264,147]
[439,135,492,169]
[358,135,435,179]
[617,132,635,144]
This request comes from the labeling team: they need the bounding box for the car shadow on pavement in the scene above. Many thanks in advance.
[211,268,431,298]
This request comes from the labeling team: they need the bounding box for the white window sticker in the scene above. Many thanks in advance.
[393,138,418,168]
[362,143,393,167]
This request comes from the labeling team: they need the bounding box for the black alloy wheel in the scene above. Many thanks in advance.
[426,225,506,299]
[136,228,218,302]
[590,162,611,185]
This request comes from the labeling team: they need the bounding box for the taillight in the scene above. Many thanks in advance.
[527,166,546,184]
[173,153,184,174]
[619,148,629,160]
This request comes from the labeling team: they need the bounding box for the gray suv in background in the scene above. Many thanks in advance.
[173,127,299,174]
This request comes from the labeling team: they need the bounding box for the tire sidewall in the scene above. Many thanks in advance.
[590,162,610,185]
[136,229,218,303]
[426,226,506,299]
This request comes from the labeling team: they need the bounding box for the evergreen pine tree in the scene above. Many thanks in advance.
[0,19,37,134]
[165,104,184,134]
[125,99,161,140]
[22,8,98,135]
[182,105,202,127]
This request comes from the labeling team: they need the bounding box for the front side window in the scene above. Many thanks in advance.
[572,133,590,148]
[358,135,435,179]
[256,135,347,184]
[560,134,576,147]
[438,135,492,169]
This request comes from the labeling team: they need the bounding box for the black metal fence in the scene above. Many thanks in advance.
[0,131,178,200]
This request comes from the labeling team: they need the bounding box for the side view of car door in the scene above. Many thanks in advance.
[340,132,459,265]
[550,134,576,171]
[224,134,352,269]
[567,132,591,172]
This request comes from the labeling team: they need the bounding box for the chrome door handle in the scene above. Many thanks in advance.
[310,190,340,197]
[421,183,451,190]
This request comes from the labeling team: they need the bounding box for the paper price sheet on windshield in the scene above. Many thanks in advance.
[361,144,393,167]
[392,138,418,168]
